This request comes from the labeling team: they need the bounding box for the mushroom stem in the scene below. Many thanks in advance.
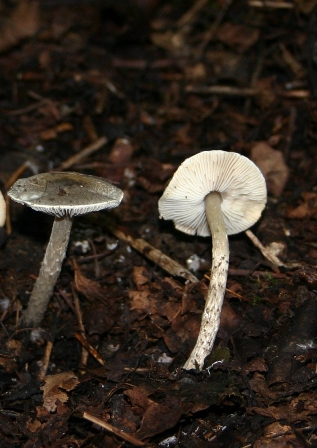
[183,191,229,370]
[23,216,73,327]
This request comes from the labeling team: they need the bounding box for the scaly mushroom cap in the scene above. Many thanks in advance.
[8,171,123,217]
[158,151,267,236]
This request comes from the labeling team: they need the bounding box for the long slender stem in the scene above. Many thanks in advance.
[183,192,229,370]
[23,216,73,327]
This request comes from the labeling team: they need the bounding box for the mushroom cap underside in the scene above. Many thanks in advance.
[8,171,124,217]
[158,150,267,236]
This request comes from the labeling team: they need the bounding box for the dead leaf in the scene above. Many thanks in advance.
[125,386,153,411]
[132,266,150,288]
[216,22,260,52]
[286,192,317,219]
[109,138,134,165]
[0,0,40,53]
[138,396,182,439]
[72,259,108,302]
[41,371,79,412]
[26,418,41,433]
[129,290,158,315]
[253,422,303,448]
[251,142,289,196]
[294,0,317,14]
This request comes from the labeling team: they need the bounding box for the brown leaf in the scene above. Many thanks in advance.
[129,290,158,315]
[108,137,134,165]
[41,371,79,412]
[216,22,260,52]
[251,142,289,196]
[125,386,153,411]
[286,192,317,219]
[138,396,182,438]
[132,266,150,288]
[164,314,200,354]
[253,422,303,448]
[0,0,40,53]
[25,418,41,433]
[72,259,107,302]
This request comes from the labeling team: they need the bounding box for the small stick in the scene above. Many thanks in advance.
[82,115,99,142]
[38,340,54,381]
[109,225,198,283]
[15,300,21,329]
[72,285,89,366]
[196,0,233,58]
[83,412,145,447]
[176,0,210,28]
[186,85,258,96]
[74,332,105,366]
[88,238,101,278]
[186,85,310,98]
[248,0,294,8]
[58,136,108,170]
[245,229,284,267]
[7,99,49,116]
[229,268,286,278]
[5,195,11,235]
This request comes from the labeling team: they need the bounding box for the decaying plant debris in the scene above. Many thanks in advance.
[0,0,317,446]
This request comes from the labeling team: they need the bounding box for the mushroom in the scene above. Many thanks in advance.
[8,171,123,327]
[158,151,267,370]
[0,190,6,227]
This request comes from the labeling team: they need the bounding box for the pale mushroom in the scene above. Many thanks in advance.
[8,171,123,327]
[158,151,267,370]
[0,191,6,227]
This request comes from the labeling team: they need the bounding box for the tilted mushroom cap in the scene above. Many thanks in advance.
[8,171,123,218]
[158,150,267,237]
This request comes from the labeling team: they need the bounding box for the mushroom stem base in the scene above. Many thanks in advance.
[23,216,73,327]
[183,191,229,370]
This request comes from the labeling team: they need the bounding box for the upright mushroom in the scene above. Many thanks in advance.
[158,151,267,370]
[8,171,123,327]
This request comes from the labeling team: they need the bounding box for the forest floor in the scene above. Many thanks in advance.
[0,0,317,447]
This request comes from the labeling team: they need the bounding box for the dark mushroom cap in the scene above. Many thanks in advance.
[8,171,123,217]
[158,151,267,236]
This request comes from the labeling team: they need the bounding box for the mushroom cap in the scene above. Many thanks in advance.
[158,150,267,237]
[8,171,123,218]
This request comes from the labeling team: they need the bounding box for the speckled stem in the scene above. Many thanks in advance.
[183,192,229,370]
[23,216,73,327]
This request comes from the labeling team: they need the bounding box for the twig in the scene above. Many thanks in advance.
[72,285,89,366]
[248,0,294,8]
[176,0,210,28]
[38,340,54,381]
[88,238,101,279]
[108,225,198,283]
[196,0,234,58]
[82,115,99,142]
[74,332,105,366]
[228,268,286,278]
[83,411,146,446]
[15,300,21,329]
[185,84,310,98]
[58,136,108,170]
[245,230,284,267]
[186,85,258,96]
